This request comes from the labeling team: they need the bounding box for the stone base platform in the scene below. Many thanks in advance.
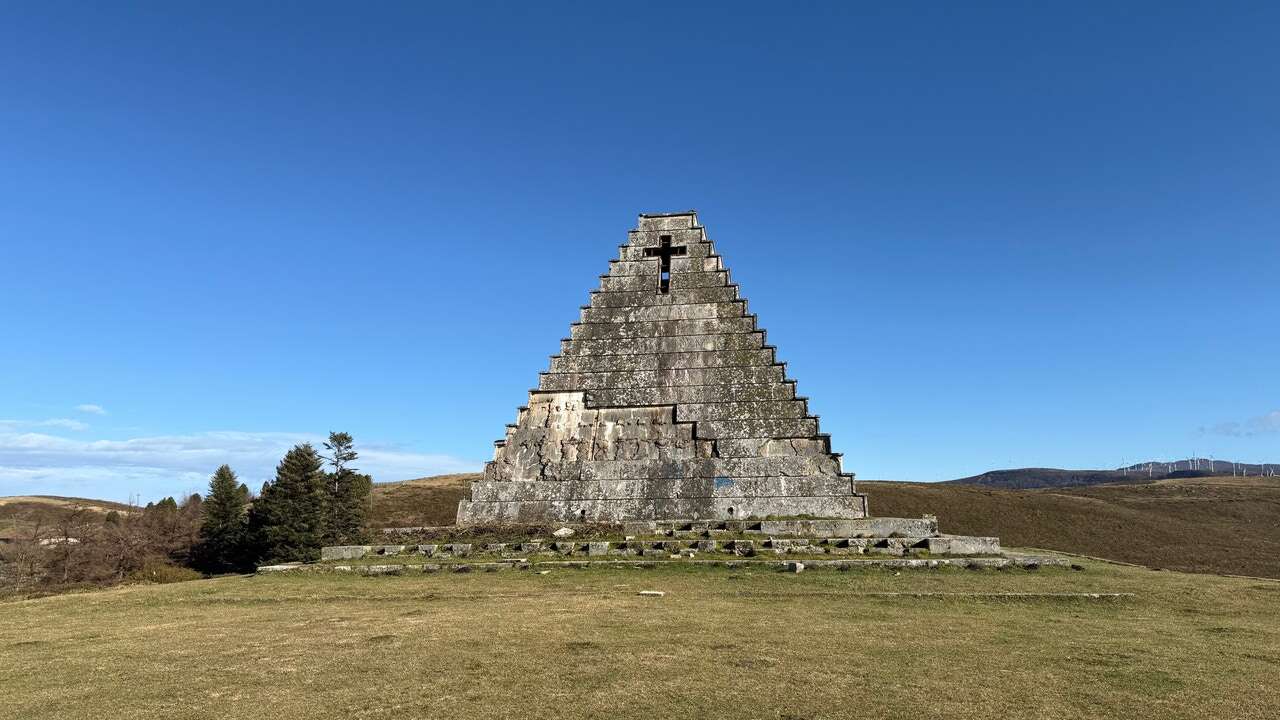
[381,516,944,540]
[260,555,1068,575]
[321,532,1000,562]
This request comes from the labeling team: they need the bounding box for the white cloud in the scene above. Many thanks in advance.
[0,430,481,503]
[0,418,90,432]
[76,404,107,415]
[1204,410,1280,438]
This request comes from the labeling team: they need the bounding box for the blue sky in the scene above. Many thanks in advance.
[2,3,1277,501]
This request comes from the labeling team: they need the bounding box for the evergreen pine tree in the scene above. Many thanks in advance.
[193,465,249,573]
[322,431,373,545]
[248,443,327,563]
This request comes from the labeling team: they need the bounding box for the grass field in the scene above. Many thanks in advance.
[868,476,1280,578]
[3,559,1278,719]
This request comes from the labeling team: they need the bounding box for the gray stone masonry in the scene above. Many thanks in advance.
[458,212,866,524]
[316,532,1001,561]
[261,555,1071,574]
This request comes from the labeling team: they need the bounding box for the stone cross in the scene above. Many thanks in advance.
[643,235,687,293]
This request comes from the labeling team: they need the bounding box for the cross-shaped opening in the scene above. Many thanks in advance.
[642,235,687,294]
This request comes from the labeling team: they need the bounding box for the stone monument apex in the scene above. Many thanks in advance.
[458,211,867,524]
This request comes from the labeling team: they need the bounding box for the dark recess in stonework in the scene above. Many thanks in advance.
[642,234,687,293]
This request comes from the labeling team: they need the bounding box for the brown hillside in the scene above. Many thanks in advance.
[369,474,476,529]
[0,496,134,541]
[864,477,1280,578]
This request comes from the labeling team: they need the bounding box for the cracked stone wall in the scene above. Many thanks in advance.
[457,211,867,524]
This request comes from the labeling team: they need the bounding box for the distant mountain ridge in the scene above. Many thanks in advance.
[949,458,1278,489]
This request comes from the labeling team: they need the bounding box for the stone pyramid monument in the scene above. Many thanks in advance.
[458,211,868,524]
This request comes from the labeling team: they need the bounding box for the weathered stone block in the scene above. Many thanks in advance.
[563,332,764,357]
[635,213,698,231]
[566,316,755,341]
[321,546,369,561]
[926,536,1001,555]
[579,302,745,324]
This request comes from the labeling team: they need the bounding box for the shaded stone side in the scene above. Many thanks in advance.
[458,211,865,524]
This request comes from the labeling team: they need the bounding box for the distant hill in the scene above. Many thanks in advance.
[949,458,1279,489]
[0,496,134,542]
[369,473,477,528]
[866,476,1280,578]
[946,468,1137,489]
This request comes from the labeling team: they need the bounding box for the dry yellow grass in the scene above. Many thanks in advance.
[2,559,1278,719]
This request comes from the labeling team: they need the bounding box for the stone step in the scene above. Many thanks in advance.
[696,417,818,439]
[484,456,840,483]
[469,475,853,501]
[539,365,784,392]
[548,348,773,374]
[666,271,731,290]
[635,517,940,537]
[579,302,746,324]
[561,332,764,356]
[606,256,724,277]
[676,400,808,421]
[599,271,729,293]
[456,492,868,524]
[586,285,737,307]
[713,436,831,458]
[568,316,756,341]
[583,382,795,406]
[634,214,699,232]
[618,242,715,261]
[265,554,1062,576]
[320,533,1000,562]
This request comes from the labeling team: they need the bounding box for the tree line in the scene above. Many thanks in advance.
[195,432,373,573]
[0,432,373,594]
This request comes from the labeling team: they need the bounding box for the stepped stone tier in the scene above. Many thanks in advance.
[457,211,868,524]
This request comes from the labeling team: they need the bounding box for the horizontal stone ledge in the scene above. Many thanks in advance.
[318,537,996,562]
[260,556,1070,576]
[697,417,819,439]
[569,316,756,340]
[600,271,729,293]
[562,332,765,356]
[713,437,832,457]
[619,243,714,261]
[485,456,838,483]
[584,383,796,405]
[539,366,785,391]
[608,257,722,276]
[668,271,733,290]
[549,348,774,374]
[587,285,737,307]
[638,517,938,537]
[580,301,746,324]
[633,216,700,232]
[457,494,868,523]
[469,477,854,502]
[676,399,807,420]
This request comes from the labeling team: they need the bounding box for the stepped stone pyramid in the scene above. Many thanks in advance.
[458,211,868,524]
